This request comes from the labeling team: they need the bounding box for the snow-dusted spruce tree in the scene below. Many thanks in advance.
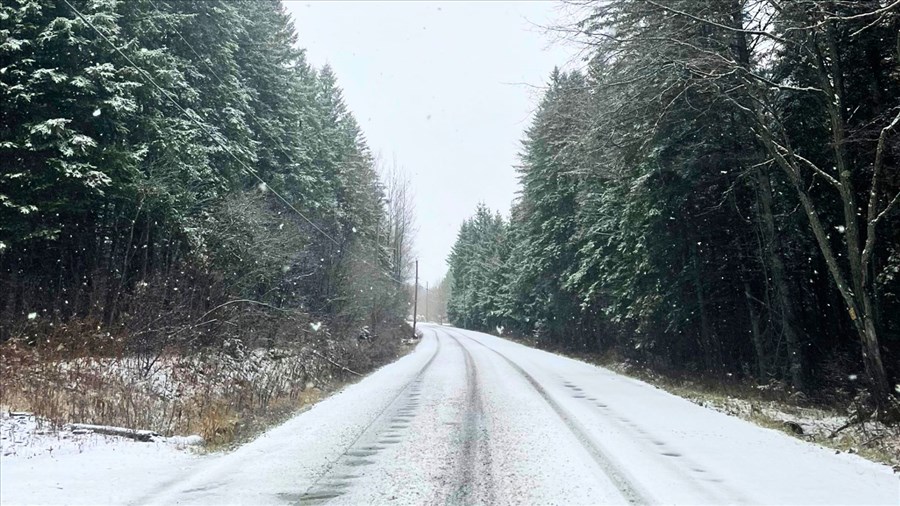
[506,69,590,347]
[0,0,227,325]
[1,0,144,250]
[1,0,408,351]
[564,0,804,381]
[447,204,509,331]
[568,0,899,417]
[448,0,898,418]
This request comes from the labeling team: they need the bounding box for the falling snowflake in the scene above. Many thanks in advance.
[92,108,101,117]
[27,312,37,320]
[848,374,857,381]
[310,321,322,332]
[835,225,846,233]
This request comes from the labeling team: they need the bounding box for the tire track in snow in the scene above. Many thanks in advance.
[441,329,495,505]
[295,329,444,503]
[447,329,650,505]
[558,379,750,504]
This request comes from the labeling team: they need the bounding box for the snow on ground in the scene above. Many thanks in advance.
[57,344,332,403]
[3,329,897,505]
[600,361,900,468]
[2,342,336,443]
[462,327,899,505]
[1,411,203,505]
[690,394,900,470]
[527,342,900,469]
[0,337,431,506]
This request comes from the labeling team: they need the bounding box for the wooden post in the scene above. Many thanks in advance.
[412,260,419,337]
[425,281,429,323]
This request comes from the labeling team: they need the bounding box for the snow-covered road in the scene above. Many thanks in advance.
[4,325,898,505]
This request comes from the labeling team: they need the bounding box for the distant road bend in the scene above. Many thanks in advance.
[144,324,898,505]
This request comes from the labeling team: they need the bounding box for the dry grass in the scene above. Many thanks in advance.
[197,402,239,448]
[0,318,411,450]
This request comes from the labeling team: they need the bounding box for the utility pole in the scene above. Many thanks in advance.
[412,260,419,337]
[425,281,429,323]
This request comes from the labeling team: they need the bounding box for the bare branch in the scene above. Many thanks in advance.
[789,151,842,189]
[861,107,900,275]
[643,0,789,44]
[874,191,900,224]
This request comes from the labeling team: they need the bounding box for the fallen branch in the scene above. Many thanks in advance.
[828,408,873,439]
[861,434,886,447]
[308,349,362,377]
[66,423,159,442]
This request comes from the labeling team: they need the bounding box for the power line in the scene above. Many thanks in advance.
[63,0,408,286]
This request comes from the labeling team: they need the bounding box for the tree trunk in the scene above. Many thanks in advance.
[755,167,804,390]
[859,290,893,413]
[742,278,767,379]
[821,23,893,413]
[690,243,718,373]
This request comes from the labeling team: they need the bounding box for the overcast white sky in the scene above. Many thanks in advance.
[285,1,578,285]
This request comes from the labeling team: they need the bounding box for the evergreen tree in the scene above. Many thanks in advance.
[448,0,899,415]
[1,0,410,347]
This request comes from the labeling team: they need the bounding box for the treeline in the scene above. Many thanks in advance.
[0,0,412,351]
[410,274,451,323]
[449,0,899,415]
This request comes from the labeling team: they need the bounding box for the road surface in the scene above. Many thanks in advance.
[140,324,898,505]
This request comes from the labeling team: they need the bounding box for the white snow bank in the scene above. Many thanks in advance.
[1,411,203,505]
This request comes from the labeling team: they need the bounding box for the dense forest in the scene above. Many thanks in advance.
[0,0,414,431]
[448,0,900,417]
